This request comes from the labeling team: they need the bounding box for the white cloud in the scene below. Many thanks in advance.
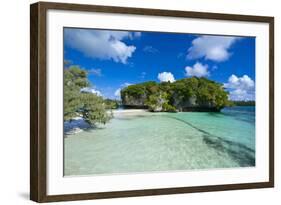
[122,82,132,87]
[80,87,102,96]
[114,88,121,97]
[187,35,239,62]
[143,46,158,53]
[64,29,137,64]
[177,52,184,59]
[185,62,209,77]
[212,65,218,70]
[140,72,146,79]
[88,68,102,77]
[114,83,132,98]
[224,74,255,101]
[224,74,254,90]
[157,72,175,83]
[133,32,142,38]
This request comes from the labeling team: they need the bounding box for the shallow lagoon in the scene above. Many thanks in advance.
[64,106,255,176]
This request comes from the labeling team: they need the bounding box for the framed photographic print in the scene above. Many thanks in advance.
[30,1,274,202]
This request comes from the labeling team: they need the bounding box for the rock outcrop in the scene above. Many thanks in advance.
[120,77,229,112]
[122,93,148,109]
[122,93,220,112]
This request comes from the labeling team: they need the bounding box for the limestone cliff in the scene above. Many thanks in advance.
[120,77,229,112]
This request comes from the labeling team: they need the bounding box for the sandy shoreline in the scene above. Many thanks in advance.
[112,109,149,117]
[64,109,150,135]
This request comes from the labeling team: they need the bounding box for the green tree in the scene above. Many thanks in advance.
[145,92,171,112]
[121,84,146,99]
[104,99,119,109]
[80,94,113,125]
[64,66,112,126]
[121,76,230,112]
[196,78,229,110]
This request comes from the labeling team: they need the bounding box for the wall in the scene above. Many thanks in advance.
[0,0,279,204]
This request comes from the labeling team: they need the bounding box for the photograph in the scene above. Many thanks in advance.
[63,28,256,176]
[29,2,274,202]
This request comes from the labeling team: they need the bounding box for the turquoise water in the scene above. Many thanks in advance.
[64,106,255,176]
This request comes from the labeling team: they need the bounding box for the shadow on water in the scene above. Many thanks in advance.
[114,115,151,120]
[165,116,255,167]
[207,112,224,118]
[83,126,105,132]
[202,135,255,167]
[64,119,107,136]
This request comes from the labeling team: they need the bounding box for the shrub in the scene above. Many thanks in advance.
[64,66,112,126]
[162,103,177,112]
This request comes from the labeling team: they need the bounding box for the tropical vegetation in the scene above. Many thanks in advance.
[231,100,255,106]
[121,77,230,112]
[64,66,112,126]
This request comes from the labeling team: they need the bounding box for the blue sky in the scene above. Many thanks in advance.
[64,28,255,101]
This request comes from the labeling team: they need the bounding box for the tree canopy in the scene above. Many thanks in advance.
[121,77,230,112]
[230,100,255,106]
[64,66,112,125]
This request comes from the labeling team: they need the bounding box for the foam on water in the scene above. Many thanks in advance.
[64,106,255,176]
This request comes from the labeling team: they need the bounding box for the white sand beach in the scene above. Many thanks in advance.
[112,109,149,118]
[64,109,150,135]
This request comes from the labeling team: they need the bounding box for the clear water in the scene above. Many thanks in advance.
[64,106,255,176]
